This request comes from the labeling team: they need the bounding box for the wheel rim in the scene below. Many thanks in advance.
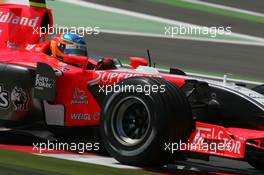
[111,96,151,146]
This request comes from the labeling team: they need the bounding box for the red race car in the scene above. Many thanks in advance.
[1,0,264,170]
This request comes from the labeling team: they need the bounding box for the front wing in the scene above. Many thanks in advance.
[183,122,264,159]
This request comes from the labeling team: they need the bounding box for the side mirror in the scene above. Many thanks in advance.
[129,57,148,69]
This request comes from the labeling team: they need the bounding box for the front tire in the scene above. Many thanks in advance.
[100,77,194,166]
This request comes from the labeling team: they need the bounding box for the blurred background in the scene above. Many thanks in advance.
[48,0,264,82]
[1,1,264,174]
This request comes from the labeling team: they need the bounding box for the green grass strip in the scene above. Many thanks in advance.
[0,149,156,175]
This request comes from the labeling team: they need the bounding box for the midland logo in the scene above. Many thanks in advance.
[0,11,39,28]
[0,84,9,109]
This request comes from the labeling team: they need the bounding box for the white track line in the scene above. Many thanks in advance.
[38,154,139,169]
[121,64,263,85]
[183,0,264,17]
[158,68,263,85]
[102,29,264,47]
[58,0,264,45]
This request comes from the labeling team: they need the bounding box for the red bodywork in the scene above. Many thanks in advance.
[1,2,264,160]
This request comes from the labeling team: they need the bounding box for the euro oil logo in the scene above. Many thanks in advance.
[0,84,9,109]
[0,11,39,28]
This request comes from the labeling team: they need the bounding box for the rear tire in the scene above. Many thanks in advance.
[100,77,194,166]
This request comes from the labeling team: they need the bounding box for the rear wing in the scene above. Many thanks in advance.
[0,0,53,48]
[3,0,47,8]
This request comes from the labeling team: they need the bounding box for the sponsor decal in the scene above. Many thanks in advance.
[58,62,68,67]
[233,86,264,105]
[88,72,161,85]
[11,86,28,111]
[249,93,264,99]
[7,41,19,49]
[58,62,70,71]
[71,88,88,105]
[35,74,54,90]
[0,84,9,109]
[61,67,70,72]
[71,112,100,121]
[25,44,36,51]
[0,11,39,28]
[192,127,241,154]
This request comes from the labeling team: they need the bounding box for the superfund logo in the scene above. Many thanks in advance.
[88,72,161,85]
[0,11,39,28]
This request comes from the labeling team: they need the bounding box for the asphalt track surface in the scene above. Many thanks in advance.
[88,33,264,80]
[83,0,264,81]
[202,0,264,13]
[0,133,264,175]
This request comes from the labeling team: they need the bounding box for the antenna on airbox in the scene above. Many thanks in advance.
[147,49,152,67]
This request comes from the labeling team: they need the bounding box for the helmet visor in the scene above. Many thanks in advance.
[64,44,87,56]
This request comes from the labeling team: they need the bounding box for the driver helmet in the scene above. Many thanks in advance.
[50,33,87,59]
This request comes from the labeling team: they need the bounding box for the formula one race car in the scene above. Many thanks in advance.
[1,0,264,170]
